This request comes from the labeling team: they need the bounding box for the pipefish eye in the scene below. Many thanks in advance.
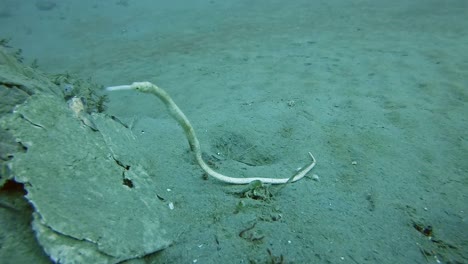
[63,83,74,94]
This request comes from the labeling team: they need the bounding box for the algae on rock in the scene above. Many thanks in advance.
[0,47,171,263]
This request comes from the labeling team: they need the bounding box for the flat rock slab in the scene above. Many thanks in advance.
[2,93,171,263]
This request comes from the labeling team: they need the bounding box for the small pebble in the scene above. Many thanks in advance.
[311,174,320,181]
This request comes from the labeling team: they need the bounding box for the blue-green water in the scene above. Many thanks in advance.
[0,1,466,263]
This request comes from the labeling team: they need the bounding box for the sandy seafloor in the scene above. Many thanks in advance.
[1,0,467,263]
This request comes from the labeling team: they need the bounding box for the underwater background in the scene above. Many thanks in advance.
[0,0,467,263]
